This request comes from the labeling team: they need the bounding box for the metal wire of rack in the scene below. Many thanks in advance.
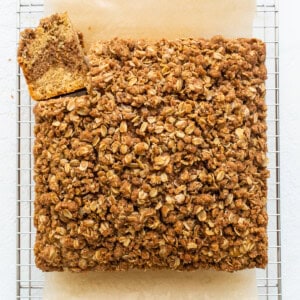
[16,0,281,299]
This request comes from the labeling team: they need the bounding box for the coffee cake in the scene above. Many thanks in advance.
[18,13,87,101]
[34,37,268,272]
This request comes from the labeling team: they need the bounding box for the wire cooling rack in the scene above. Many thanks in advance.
[16,0,281,299]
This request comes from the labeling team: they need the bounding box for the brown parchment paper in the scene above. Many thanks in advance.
[45,0,256,49]
[44,269,257,300]
[43,1,258,299]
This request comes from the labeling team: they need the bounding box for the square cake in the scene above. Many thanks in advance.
[34,37,268,272]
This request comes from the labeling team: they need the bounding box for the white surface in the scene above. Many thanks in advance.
[0,0,300,299]
[0,1,17,299]
[280,0,300,297]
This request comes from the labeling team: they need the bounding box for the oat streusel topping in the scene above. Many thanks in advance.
[34,37,268,272]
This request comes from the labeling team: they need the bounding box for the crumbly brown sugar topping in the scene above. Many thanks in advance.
[34,37,268,272]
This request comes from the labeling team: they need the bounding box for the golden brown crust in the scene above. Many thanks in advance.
[34,37,268,272]
[18,13,88,101]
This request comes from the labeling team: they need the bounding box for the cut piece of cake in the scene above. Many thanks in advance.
[18,13,88,101]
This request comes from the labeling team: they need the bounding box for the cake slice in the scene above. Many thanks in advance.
[18,13,88,101]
